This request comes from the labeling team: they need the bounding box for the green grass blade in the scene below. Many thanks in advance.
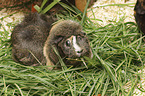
[27,74,58,89]
[59,2,77,14]
[81,0,91,24]
[34,5,41,12]
[40,0,48,9]
[15,83,24,96]
[52,45,67,70]
[94,51,116,83]
[40,0,60,14]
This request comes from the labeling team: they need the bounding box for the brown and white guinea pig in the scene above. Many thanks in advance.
[11,13,92,69]
[44,20,93,68]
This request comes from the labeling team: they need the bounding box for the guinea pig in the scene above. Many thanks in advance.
[43,20,93,69]
[11,13,92,69]
[11,13,56,66]
[134,0,145,35]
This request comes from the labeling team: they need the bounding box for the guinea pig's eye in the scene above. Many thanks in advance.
[66,40,71,47]
[81,32,86,36]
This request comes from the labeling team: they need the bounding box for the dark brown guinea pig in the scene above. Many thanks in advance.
[134,0,145,35]
[11,13,56,66]
[44,20,93,69]
[11,13,92,69]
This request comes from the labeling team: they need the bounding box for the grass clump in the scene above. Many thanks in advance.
[0,0,145,96]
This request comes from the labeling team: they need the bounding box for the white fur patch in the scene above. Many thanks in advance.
[72,36,82,54]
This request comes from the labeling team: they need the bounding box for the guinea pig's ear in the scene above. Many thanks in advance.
[53,36,64,44]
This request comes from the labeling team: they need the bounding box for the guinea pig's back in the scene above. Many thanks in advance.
[11,13,56,65]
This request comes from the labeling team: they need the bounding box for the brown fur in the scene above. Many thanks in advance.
[43,20,92,69]
[11,13,92,69]
[134,0,145,35]
[11,13,56,66]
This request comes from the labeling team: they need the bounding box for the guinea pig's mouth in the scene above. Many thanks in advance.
[66,56,85,62]
[66,58,81,61]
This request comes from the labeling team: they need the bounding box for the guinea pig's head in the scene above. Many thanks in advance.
[44,20,92,67]
[56,32,92,59]
[49,20,92,59]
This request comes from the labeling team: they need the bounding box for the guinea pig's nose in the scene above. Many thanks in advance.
[77,49,83,53]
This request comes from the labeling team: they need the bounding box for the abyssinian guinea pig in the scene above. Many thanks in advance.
[11,13,92,69]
